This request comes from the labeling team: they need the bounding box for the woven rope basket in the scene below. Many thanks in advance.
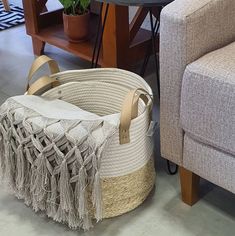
[14,56,156,226]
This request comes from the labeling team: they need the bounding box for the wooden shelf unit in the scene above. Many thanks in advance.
[36,13,103,65]
[22,0,160,69]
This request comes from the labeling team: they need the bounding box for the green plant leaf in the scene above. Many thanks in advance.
[80,0,90,12]
[59,0,73,9]
[59,0,90,14]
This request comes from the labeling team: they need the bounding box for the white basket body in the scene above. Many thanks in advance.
[42,68,154,178]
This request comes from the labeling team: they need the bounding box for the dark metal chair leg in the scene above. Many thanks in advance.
[167,160,178,175]
[140,19,160,77]
[149,8,160,98]
[91,2,104,68]
[94,3,110,68]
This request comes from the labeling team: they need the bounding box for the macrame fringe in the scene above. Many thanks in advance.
[0,99,117,231]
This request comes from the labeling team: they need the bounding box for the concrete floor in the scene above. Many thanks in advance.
[0,1,235,236]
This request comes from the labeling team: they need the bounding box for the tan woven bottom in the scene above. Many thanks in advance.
[89,157,156,219]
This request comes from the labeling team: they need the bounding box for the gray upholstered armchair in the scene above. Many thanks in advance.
[160,0,235,205]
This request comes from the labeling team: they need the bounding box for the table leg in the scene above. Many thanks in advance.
[32,37,45,55]
[102,4,129,69]
[2,0,10,11]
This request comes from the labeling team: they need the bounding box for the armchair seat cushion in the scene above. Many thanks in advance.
[180,42,235,156]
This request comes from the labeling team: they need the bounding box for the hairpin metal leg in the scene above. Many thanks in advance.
[167,160,178,175]
[91,2,104,68]
[149,8,160,98]
[92,3,110,68]
[140,18,159,79]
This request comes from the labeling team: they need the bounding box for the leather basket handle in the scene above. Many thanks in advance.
[119,88,153,145]
[26,55,60,95]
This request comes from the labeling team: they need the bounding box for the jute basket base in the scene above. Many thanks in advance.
[89,157,156,219]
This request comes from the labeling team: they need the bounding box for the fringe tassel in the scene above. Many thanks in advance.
[68,209,80,229]
[24,161,32,206]
[4,137,16,191]
[78,166,86,218]
[59,160,73,212]
[0,132,5,178]
[74,179,79,207]
[16,145,25,191]
[78,165,93,230]
[92,171,102,222]
[47,174,58,218]
[32,155,49,211]
[54,204,68,223]
[30,165,39,211]
[91,148,103,222]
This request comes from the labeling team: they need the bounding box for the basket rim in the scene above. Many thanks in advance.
[50,68,153,95]
[43,80,151,123]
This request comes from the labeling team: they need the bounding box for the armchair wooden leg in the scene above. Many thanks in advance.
[2,0,10,12]
[179,167,200,206]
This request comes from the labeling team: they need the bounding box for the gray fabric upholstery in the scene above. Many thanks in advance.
[160,0,235,165]
[183,135,235,194]
[181,42,235,156]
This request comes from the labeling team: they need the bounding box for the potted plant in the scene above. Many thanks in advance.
[59,0,91,42]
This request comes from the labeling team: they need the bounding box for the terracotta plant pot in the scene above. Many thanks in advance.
[63,12,90,43]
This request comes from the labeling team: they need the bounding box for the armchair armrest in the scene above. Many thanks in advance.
[160,0,235,165]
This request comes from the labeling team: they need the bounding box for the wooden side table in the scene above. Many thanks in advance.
[92,0,173,96]
[22,0,161,69]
